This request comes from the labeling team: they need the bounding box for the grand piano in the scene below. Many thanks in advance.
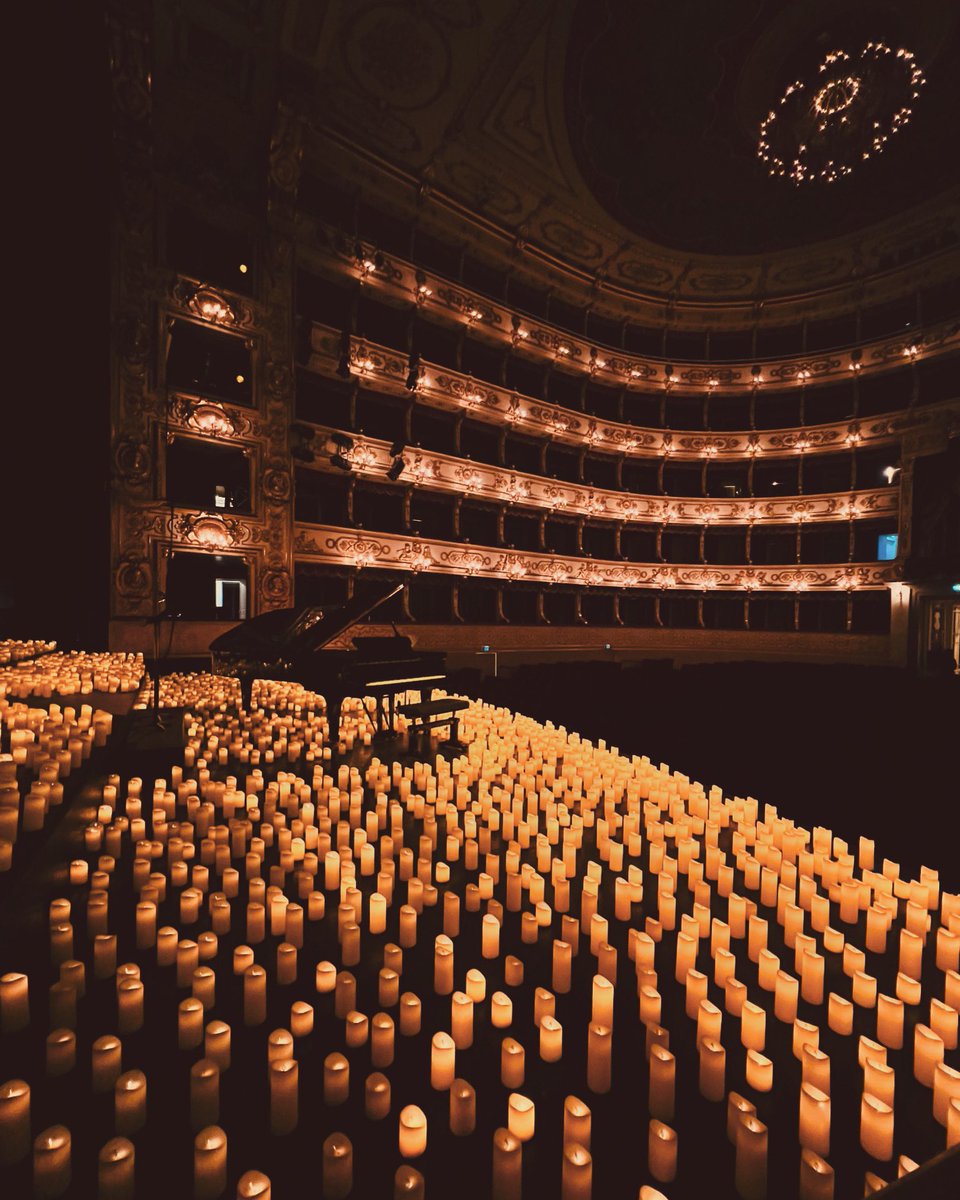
[209,580,447,747]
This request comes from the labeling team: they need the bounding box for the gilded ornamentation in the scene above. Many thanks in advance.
[295,522,891,592]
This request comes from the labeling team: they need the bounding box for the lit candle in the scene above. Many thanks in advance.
[587,1023,611,1094]
[399,993,421,1037]
[399,1105,427,1158]
[483,914,500,958]
[434,935,454,995]
[394,1165,425,1199]
[798,1149,834,1200]
[933,1062,960,1126]
[745,1049,773,1093]
[914,1024,944,1087]
[194,1126,228,1200]
[929,999,958,1050]
[741,1001,766,1052]
[97,1137,135,1200]
[371,1013,395,1068]
[324,1053,349,1106]
[290,1001,314,1039]
[561,1142,592,1200]
[801,1046,830,1095]
[345,1011,369,1049]
[502,1038,525,1089]
[117,978,144,1034]
[648,1119,677,1183]
[554,941,573,994]
[0,1078,30,1165]
[46,1029,76,1077]
[727,1092,756,1144]
[190,1059,220,1131]
[863,1057,895,1107]
[237,1169,272,1198]
[205,1021,231,1071]
[508,1092,535,1142]
[860,1093,893,1160]
[114,1070,146,1135]
[798,1083,831,1156]
[505,956,524,987]
[827,994,853,1036]
[33,1125,71,1198]
[365,1071,391,1120]
[0,973,29,1033]
[540,1015,563,1062]
[445,990,472,1049]
[431,1032,456,1090]
[492,1127,522,1200]
[450,1078,476,1136]
[699,1038,726,1102]
[491,991,513,1029]
[876,994,904,1049]
[563,1096,591,1149]
[322,1132,353,1200]
[735,1115,767,1200]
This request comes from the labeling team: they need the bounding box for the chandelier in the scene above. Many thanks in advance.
[758,42,925,184]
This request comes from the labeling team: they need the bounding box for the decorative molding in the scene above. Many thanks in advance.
[293,522,891,591]
[302,423,899,525]
[309,226,960,393]
[308,324,960,460]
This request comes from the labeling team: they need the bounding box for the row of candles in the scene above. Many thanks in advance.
[0,640,56,667]
[1,670,958,1197]
[0,697,115,871]
[0,651,144,700]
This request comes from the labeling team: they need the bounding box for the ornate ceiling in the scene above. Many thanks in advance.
[153,0,960,305]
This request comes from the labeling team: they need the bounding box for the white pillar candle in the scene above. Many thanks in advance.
[0,1078,30,1165]
[114,1070,146,1135]
[324,1053,349,1106]
[322,1132,353,1200]
[399,993,421,1037]
[563,1096,591,1150]
[914,1024,944,1087]
[540,1015,563,1062]
[394,1164,425,1198]
[491,1127,522,1200]
[735,1115,767,1200]
[502,1038,525,1089]
[97,1137,135,1200]
[365,1071,391,1121]
[431,1032,456,1090]
[398,1105,427,1158]
[863,1057,895,1107]
[507,1092,535,1142]
[798,1083,831,1156]
[647,1119,677,1183]
[798,1149,834,1200]
[450,1078,476,1136]
[0,973,29,1033]
[932,1062,960,1126]
[586,1023,611,1094]
[194,1126,228,1200]
[33,1125,71,1198]
[727,1093,756,1144]
[561,1142,592,1200]
[860,1093,893,1160]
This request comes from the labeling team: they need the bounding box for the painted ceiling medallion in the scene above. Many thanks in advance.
[758,43,925,184]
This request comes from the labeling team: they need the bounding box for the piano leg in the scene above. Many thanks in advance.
[326,693,344,753]
[241,675,254,712]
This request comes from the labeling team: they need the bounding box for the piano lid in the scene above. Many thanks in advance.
[209,579,404,659]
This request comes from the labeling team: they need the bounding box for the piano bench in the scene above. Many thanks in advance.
[399,697,470,743]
